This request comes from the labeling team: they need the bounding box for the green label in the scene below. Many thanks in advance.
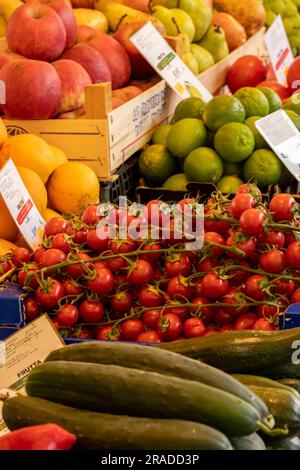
[157,52,175,71]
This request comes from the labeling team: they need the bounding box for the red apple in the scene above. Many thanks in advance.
[114,22,155,80]
[0,59,61,119]
[0,50,24,70]
[76,24,97,43]
[61,43,111,84]
[52,59,92,113]
[29,0,77,49]
[78,30,131,89]
[287,56,300,94]
[7,3,66,61]
[58,106,86,119]
[227,55,266,93]
[257,80,291,101]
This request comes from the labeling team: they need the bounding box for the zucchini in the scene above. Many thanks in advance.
[247,385,300,439]
[230,433,266,450]
[157,329,300,374]
[26,360,268,437]
[45,342,269,420]
[278,379,300,395]
[233,375,300,396]
[3,396,233,450]
[267,363,300,380]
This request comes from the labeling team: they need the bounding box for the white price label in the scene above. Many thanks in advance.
[255,110,300,181]
[0,159,45,250]
[264,15,294,86]
[130,22,212,101]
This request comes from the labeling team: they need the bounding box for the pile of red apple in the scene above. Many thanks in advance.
[0,1,157,119]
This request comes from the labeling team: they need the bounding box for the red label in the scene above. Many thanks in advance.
[275,48,289,71]
[17,199,33,225]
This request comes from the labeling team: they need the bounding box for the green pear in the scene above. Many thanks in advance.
[182,52,199,75]
[178,33,191,53]
[197,24,229,63]
[190,44,214,73]
[152,6,178,36]
[170,8,195,42]
[178,0,212,42]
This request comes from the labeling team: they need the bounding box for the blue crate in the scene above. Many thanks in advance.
[0,283,25,327]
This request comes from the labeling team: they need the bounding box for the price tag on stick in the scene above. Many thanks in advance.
[264,15,294,86]
[130,22,212,101]
[0,159,45,250]
[255,109,300,181]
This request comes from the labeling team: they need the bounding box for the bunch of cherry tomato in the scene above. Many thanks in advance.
[1,183,300,343]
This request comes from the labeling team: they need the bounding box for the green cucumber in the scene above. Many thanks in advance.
[278,379,300,395]
[26,361,268,437]
[45,342,269,420]
[3,396,233,450]
[247,385,300,439]
[233,375,300,396]
[158,328,300,374]
[267,363,300,380]
[230,433,266,450]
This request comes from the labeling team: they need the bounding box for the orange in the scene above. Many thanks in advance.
[47,162,100,214]
[0,117,7,148]
[18,166,48,215]
[49,145,68,172]
[43,208,62,221]
[0,197,18,242]
[0,238,16,257]
[0,134,55,183]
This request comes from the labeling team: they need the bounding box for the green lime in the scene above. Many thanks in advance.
[163,173,189,191]
[214,122,255,162]
[138,144,176,184]
[234,87,270,118]
[284,109,300,130]
[173,97,205,122]
[284,94,300,115]
[257,86,282,113]
[166,118,207,160]
[245,116,269,149]
[243,149,282,187]
[222,160,242,177]
[184,147,223,183]
[203,95,246,132]
[217,175,244,194]
[152,124,172,145]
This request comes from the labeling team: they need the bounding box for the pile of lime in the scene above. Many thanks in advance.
[264,0,300,56]
[138,87,294,193]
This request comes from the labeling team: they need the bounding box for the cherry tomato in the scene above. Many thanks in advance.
[291,289,300,303]
[253,318,274,331]
[56,304,79,326]
[87,267,115,295]
[213,308,234,326]
[158,313,182,341]
[197,257,219,273]
[204,330,220,336]
[61,279,83,296]
[204,208,231,234]
[204,232,225,257]
[36,279,64,308]
[40,248,67,268]
[167,275,195,300]
[44,217,70,238]
[97,326,119,341]
[24,297,40,322]
[165,304,189,321]
[189,296,213,323]
[244,275,268,301]
[18,267,39,288]
[52,233,70,254]
[86,227,111,252]
[219,324,235,332]
[236,184,262,203]
[226,234,256,259]
[274,279,295,296]
[259,230,285,249]
[194,280,204,297]
[73,228,89,245]
[257,304,281,318]
[137,330,162,343]
[183,317,206,338]
[79,299,105,322]
[108,239,138,254]
[75,326,94,339]
[64,253,91,278]
[164,254,191,277]
[0,258,12,275]
[82,205,100,225]
[107,256,128,272]
[120,319,144,341]
[128,259,154,285]
[230,194,255,219]
[221,288,247,316]
[142,309,161,329]
[110,291,133,313]
[145,199,163,227]
[12,247,31,267]
[201,273,229,298]
[34,247,46,264]
[225,259,250,284]
[138,285,165,307]
[235,313,258,330]
[259,249,285,274]
[141,242,163,263]
[285,241,300,269]
[239,209,266,236]
[269,194,296,222]
[285,228,299,247]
